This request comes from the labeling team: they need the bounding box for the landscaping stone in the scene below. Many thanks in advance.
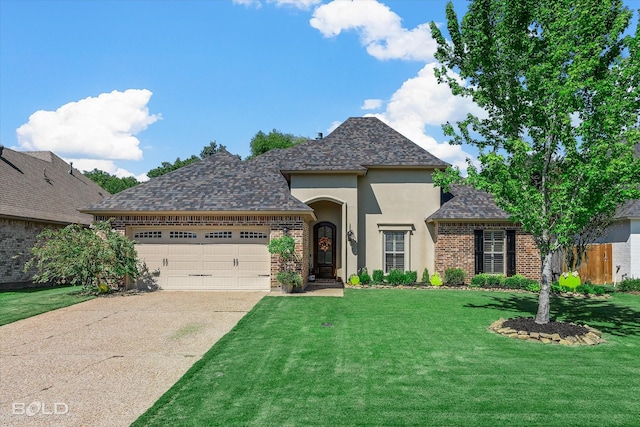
[488,317,605,346]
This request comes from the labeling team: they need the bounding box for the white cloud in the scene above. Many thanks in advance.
[16,89,160,161]
[384,63,485,126]
[233,0,322,10]
[68,158,149,182]
[365,64,486,173]
[361,98,383,110]
[310,0,438,61]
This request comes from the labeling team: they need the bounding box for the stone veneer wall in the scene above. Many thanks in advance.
[97,214,310,288]
[0,217,65,286]
[434,221,541,283]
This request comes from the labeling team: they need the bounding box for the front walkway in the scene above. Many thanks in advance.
[0,291,266,427]
[269,281,344,297]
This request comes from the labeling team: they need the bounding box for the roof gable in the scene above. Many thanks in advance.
[83,151,312,213]
[266,117,448,172]
[427,184,511,221]
[0,148,108,224]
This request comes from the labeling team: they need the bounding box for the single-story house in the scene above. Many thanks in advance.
[0,146,109,287]
[82,117,541,290]
[598,198,640,282]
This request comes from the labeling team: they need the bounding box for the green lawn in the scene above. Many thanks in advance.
[134,289,640,426]
[0,285,94,326]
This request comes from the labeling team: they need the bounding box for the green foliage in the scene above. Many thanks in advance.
[470,273,504,288]
[267,235,298,273]
[407,271,418,285]
[421,268,430,283]
[358,268,371,285]
[24,221,138,292]
[372,269,384,284]
[618,278,640,292]
[386,269,406,286]
[147,155,200,178]
[444,268,466,286]
[147,141,236,178]
[276,271,303,287]
[349,274,361,286]
[430,272,443,286]
[248,129,306,159]
[430,0,640,323]
[84,169,139,194]
[470,273,539,291]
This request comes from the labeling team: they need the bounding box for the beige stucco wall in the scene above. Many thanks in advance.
[291,169,440,280]
[290,174,358,280]
[358,168,440,276]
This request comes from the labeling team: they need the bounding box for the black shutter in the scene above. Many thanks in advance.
[506,230,516,277]
[474,230,484,274]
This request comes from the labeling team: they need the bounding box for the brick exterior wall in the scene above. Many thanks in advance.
[96,214,310,288]
[0,218,64,286]
[434,222,541,283]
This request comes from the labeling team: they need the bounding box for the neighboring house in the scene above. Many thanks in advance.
[427,185,541,282]
[0,146,109,287]
[598,198,640,282]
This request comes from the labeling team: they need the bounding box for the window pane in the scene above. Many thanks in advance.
[384,232,405,272]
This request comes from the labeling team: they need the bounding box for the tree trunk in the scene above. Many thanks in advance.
[535,252,553,324]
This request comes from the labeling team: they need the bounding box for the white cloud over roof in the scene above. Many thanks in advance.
[310,0,438,61]
[16,89,160,162]
[361,98,383,110]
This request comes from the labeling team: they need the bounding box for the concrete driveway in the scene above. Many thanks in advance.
[0,291,266,427]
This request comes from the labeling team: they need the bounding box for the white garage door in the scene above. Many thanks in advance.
[133,228,271,291]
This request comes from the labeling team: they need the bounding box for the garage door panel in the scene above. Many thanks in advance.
[237,276,270,289]
[168,245,202,256]
[134,235,270,291]
[203,245,236,256]
[167,276,203,290]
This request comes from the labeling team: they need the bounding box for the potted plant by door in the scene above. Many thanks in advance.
[268,235,304,293]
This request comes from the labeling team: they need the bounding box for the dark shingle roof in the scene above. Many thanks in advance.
[616,198,640,219]
[269,117,449,172]
[83,151,312,213]
[0,148,108,224]
[427,184,511,221]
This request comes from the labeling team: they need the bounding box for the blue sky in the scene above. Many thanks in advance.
[1,0,638,180]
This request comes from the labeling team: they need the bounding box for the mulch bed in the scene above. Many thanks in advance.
[502,316,588,339]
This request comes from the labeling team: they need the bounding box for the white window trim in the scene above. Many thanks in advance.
[378,224,413,272]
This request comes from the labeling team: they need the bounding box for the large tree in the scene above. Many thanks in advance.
[84,169,139,194]
[248,129,306,159]
[430,0,640,324]
[147,141,232,178]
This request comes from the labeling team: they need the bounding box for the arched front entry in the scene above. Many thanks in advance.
[314,221,337,279]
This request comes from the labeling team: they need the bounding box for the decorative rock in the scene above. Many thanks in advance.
[489,318,604,346]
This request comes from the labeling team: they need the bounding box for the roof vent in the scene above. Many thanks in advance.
[0,144,4,157]
[68,161,73,175]
[316,132,323,140]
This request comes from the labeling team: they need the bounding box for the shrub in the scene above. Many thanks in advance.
[558,272,581,290]
[407,271,418,285]
[24,221,138,292]
[349,274,361,285]
[525,282,541,293]
[470,274,487,288]
[276,271,303,287]
[372,269,384,284]
[430,272,443,286]
[486,274,505,288]
[618,278,640,292]
[358,268,371,285]
[421,268,430,284]
[502,274,535,290]
[444,268,466,286]
[387,269,406,286]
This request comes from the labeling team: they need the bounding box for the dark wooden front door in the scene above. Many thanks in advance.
[314,222,336,279]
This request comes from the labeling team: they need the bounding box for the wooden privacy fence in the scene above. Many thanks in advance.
[573,244,613,285]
